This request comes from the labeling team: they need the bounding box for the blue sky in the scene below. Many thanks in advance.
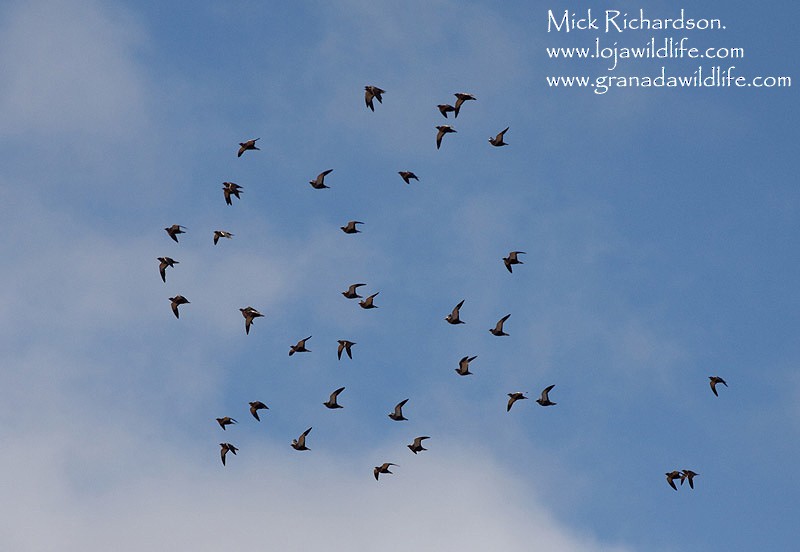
[1,1,797,550]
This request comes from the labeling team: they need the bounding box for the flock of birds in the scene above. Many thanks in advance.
[157,86,729,486]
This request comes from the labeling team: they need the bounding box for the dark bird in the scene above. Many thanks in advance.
[213,230,234,245]
[407,436,430,454]
[489,127,509,147]
[453,92,476,118]
[489,314,511,336]
[536,384,557,406]
[337,340,355,360]
[216,416,237,430]
[507,392,528,412]
[220,442,238,466]
[709,376,728,397]
[157,257,178,283]
[168,295,189,319]
[341,220,364,234]
[503,251,526,273]
[681,470,699,489]
[359,292,379,309]
[456,355,477,376]
[666,470,682,491]
[364,85,385,111]
[289,336,312,356]
[435,125,456,149]
[248,401,269,421]
[437,104,456,118]
[389,399,409,421]
[342,283,366,299]
[222,182,243,205]
[291,427,312,451]
[309,169,333,189]
[445,299,465,324]
[164,224,186,243]
[323,387,346,409]
[237,138,260,157]
[239,306,264,335]
[398,171,419,184]
[373,462,397,480]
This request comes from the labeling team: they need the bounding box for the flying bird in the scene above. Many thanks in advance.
[289,336,312,356]
[337,340,355,360]
[503,251,526,273]
[536,384,557,406]
[680,470,699,489]
[489,127,509,147]
[666,470,682,491]
[359,292,379,309]
[323,387,346,409]
[222,182,243,205]
[389,399,409,421]
[364,85,385,111]
[489,314,511,336]
[437,104,456,118]
[239,306,264,335]
[342,283,366,299]
[213,230,234,245]
[168,295,189,319]
[291,427,312,451]
[435,125,456,149]
[709,376,728,397]
[398,171,419,184]
[340,221,364,234]
[373,462,397,480]
[507,392,528,412]
[248,401,269,421]
[445,299,465,324]
[309,169,333,189]
[220,443,238,466]
[157,257,178,283]
[456,355,477,376]
[237,138,260,157]
[164,224,186,243]
[216,416,237,430]
[453,92,476,117]
[407,436,430,454]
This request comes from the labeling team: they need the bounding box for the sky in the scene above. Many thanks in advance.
[0,1,797,550]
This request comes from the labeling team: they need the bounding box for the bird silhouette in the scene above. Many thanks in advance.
[291,427,312,450]
[445,299,465,324]
[489,127,509,147]
[213,230,234,245]
[709,376,728,397]
[364,85,385,111]
[437,104,456,118]
[489,314,511,336]
[168,295,189,319]
[164,224,186,243]
[456,355,477,376]
[359,292,379,309]
[309,169,333,189]
[337,340,355,360]
[237,138,260,157]
[680,470,699,489]
[289,336,312,356]
[666,470,682,491]
[222,182,243,205]
[398,171,419,184]
[536,385,557,406]
[389,399,409,421]
[216,416,237,430]
[220,443,238,466]
[157,257,178,283]
[453,92,476,117]
[248,401,268,421]
[407,436,430,454]
[340,221,364,234]
[503,251,526,273]
[342,283,366,299]
[239,306,264,335]
[323,387,346,409]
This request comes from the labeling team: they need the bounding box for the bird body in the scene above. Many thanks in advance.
[323,387,346,409]
[165,224,186,243]
[456,355,477,376]
[445,299,465,324]
[237,138,260,157]
[249,401,268,421]
[507,392,528,412]
[490,314,511,336]
[216,416,237,430]
[408,436,430,454]
[489,127,509,146]
[437,104,455,118]
[309,169,333,189]
[666,470,682,490]
[342,283,366,299]
[389,399,409,421]
[292,427,312,450]
[289,336,312,356]
[435,125,456,149]
[453,92,476,117]
[213,230,234,245]
[222,182,243,205]
[239,306,264,335]
[337,340,355,360]
[373,462,397,480]
[503,251,526,273]
[398,171,419,184]
[157,257,178,283]
[341,221,364,234]
[168,295,189,318]
[536,384,557,406]
[359,292,379,309]
[680,470,699,489]
[709,376,728,396]
[364,85,385,111]
[220,442,238,465]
